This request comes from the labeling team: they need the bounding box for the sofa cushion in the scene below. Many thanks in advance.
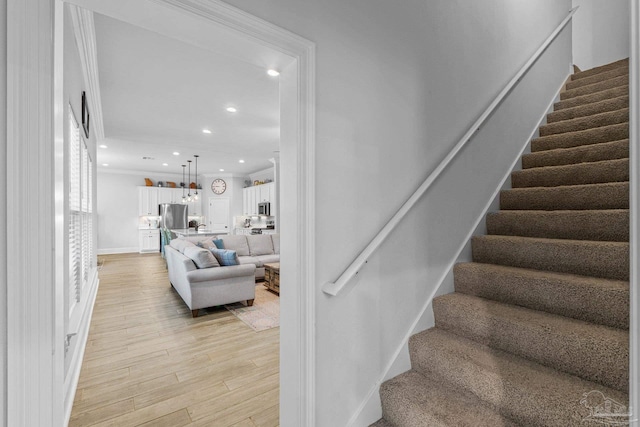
[220,235,250,256]
[170,238,196,253]
[247,235,274,256]
[239,255,263,268]
[271,234,280,254]
[212,238,224,249]
[183,246,220,269]
[196,237,215,249]
[210,248,240,266]
[256,254,279,265]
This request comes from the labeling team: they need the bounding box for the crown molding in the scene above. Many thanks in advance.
[69,4,106,142]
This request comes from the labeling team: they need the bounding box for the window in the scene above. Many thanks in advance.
[68,106,94,321]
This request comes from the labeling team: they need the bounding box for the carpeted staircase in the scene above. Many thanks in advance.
[372,58,630,426]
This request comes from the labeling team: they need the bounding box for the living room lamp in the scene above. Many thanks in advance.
[193,155,199,201]
[181,164,187,204]
[186,160,193,202]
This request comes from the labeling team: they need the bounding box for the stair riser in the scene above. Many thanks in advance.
[555,85,628,110]
[500,182,629,211]
[547,96,628,123]
[472,236,629,280]
[539,108,628,137]
[532,122,628,152]
[454,263,629,329]
[571,58,628,81]
[566,66,628,90]
[486,210,629,242]
[561,75,628,100]
[409,329,629,427]
[511,159,629,188]
[433,294,628,391]
[522,139,628,169]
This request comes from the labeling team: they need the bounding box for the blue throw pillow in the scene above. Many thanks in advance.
[209,247,239,266]
[212,238,224,249]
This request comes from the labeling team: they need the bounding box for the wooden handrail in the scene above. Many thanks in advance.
[323,7,578,297]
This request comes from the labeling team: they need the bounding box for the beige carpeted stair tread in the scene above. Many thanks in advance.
[571,58,628,81]
[554,85,628,110]
[561,75,628,100]
[486,209,629,242]
[369,418,395,427]
[511,158,628,188]
[539,108,628,137]
[409,328,629,427]
[454,262,629,329]
[433,293,628,391]
[566,65,628,90]
[471,235,629,280]
[379,370,519,427]
[531,122,628,152]
[500,182,629,211]
[522,139,628,169]
[547,95,629,123]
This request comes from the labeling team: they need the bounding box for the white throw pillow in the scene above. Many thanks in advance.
[183,246,220,268]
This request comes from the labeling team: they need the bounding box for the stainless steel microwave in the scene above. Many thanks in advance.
[258,202,270,216]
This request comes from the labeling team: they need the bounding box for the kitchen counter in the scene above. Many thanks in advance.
[171,229,220,237]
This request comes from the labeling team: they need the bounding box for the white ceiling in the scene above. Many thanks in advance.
[93,12,281,176]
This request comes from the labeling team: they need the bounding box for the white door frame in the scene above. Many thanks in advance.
[6,0,316,426]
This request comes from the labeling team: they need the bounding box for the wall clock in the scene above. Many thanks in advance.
[211,178,227,195]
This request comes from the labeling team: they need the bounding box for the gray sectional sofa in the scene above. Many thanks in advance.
[165,234,280,317]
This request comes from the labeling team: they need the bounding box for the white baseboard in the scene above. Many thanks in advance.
[97,247,138,255]
[63,274,100,426]
[348,71,570,427]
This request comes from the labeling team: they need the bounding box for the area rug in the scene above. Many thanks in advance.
[225,284,280,331]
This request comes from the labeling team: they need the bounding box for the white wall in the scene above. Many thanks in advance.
[0,0,6,424]
[97,171,246,251]
[223,0,572,425]
[572,0,629,69]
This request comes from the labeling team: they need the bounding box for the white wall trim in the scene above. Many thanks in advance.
[629,0,639,424]
[348,70,571,427]
[6,0,61,425]
[63,276,99,426]
[68,3,105,142]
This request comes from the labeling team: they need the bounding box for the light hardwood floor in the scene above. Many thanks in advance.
[70,253,279,427]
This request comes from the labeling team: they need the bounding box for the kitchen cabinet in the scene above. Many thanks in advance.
[138,229,160,253]
[243,183,274,215]
[138,187,158,216]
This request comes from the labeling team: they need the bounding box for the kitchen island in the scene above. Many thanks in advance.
[171,229,224,238]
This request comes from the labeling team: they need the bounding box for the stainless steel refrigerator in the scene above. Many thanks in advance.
[159,203,188,255]
[159,203,188,230]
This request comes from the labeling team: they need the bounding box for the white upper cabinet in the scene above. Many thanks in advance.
[138,187,159,216]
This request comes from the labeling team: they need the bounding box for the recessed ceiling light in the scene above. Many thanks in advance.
[99,144,108,149]
[102,163,109,167]
[226,107,237,113]
[202,129,212,134]
[238,159,245,163]
[162,163,169,166]
[267,69,280,77]
[173,152,180,156]
[219,168,225,172]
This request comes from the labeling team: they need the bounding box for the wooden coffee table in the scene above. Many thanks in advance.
[264,262,280,295]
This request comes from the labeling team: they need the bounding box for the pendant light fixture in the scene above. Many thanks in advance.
[186,160,193,202]
[193,155,199,201]
[181,164,187,204]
